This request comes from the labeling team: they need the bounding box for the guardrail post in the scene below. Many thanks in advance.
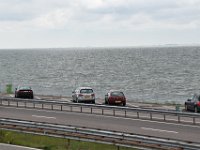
[150,113,152,120]
[178,116,180,123]
[33,103,35,108]
[193,117,196,124]
[164,114,166,121]
[113,109,115,116]
[102,109,104,115]
[51,104,53,110]
[25,101,26,108]
[91,108,93,114]
[137,112,139,118]
[42,104,44,109]
[70,106,72,112]
[80,106,82,113]
[17,101,18,107]
[8,100,10,106]
[125,110,127,117]
[61,105,63,111]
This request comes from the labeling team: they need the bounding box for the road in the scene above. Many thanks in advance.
[0,106,199,143]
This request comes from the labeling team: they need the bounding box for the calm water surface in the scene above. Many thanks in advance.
[0,46,200,103]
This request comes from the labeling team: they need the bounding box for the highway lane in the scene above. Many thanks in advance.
[0,106,200,143]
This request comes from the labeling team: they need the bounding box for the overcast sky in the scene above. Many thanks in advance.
[0,0,200,48]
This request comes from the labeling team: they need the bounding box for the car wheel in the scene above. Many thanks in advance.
[92,100,95,104]
[123,102,126,106]
[105,99,108,104]
[195,107,198,113]
[76,98,79,103]
[185,105,188,111]
[107,100,110,105]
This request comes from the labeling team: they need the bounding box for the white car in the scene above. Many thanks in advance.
[72,87,95,104]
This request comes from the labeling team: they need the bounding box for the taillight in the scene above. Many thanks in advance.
[79,94,83,97]
[91,94,95,97]
[197,102,200,107]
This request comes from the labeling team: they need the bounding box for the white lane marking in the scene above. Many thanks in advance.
[2,106,200,129]
[32,115,56,119]
[141,127,178,134]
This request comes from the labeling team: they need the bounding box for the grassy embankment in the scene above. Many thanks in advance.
[0,130,136,150]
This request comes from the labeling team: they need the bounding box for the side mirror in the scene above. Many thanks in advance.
[187,99,191,102]
[72,91,75,94]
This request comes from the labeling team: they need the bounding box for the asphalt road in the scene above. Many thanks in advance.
[0,106,200,143]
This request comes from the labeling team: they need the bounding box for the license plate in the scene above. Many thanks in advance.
[115,101,121,103]
[84,95,91,99]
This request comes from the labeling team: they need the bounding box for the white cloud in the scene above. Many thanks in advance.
[33,9,73,29]
[0,0,200,48]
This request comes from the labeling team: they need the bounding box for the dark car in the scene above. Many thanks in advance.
[15,86,34,99]
[105,90,126,106]
[185,94,200,113]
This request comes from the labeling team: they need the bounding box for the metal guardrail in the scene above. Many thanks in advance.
[1,97,200,125]
[0,118,200,150]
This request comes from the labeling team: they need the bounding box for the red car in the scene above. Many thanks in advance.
[15,86,34,99]
[105,90,126,106]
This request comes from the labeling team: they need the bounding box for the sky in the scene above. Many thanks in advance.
[0,0,200,48]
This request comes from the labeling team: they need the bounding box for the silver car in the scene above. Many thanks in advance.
[72,87,95,104]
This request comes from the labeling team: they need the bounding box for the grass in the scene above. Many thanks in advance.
[0,130,137,150]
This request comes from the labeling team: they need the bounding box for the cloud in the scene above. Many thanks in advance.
[0,0,200,31]
[0,0,200,48]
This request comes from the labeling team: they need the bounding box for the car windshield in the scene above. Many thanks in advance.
[80,89,93,93]
[111,92,124,96]
[19,86,31,90]
[191,94,200,101]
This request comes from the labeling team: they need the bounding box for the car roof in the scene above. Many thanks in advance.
[109,90,123,93]
[77,87,93,90]
[18,86,32,90]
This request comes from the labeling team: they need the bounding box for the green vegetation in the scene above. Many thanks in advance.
[6,84,13,94]
[0,130,136,150]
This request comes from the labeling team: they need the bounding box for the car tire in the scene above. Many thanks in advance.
[92,100,95,104]
[123,102,126,106]
[76,98,79,103]
[185,105,188,111]
[195,107,198,113]
[105,99,108,104]
[107,100,110,105]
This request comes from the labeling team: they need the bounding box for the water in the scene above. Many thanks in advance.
[0,46,200,104]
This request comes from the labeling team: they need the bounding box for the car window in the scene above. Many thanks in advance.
[111,92,124,96]
[191,94,198,101]
[198,96,200,101]
[80,89,93,93]
[19,86,31,90]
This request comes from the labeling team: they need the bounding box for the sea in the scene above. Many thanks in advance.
[0,46,200,104]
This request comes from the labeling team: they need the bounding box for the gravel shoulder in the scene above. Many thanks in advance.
[0,93,185,112]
